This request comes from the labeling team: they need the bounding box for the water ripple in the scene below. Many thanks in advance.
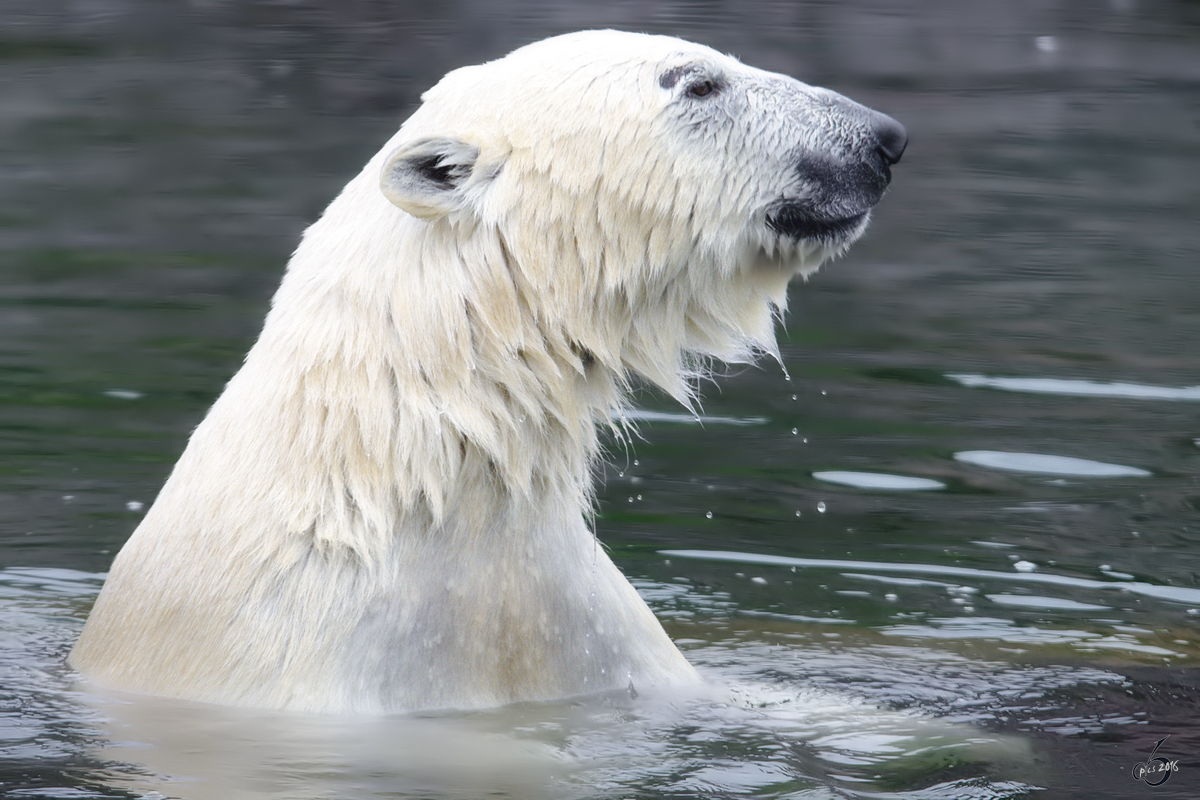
[953,450,1150,477]
[659,549,1200,606]
[615,409,768,426]
[813,471,946,491]
[948,373,1200,401]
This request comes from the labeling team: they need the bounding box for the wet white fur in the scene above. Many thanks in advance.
[71,31,868,713]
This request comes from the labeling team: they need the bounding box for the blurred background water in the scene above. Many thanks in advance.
[1,1,1199,798]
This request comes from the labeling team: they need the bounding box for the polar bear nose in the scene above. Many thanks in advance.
[869,111,907,166]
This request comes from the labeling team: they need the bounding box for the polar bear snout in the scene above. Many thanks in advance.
[762,99,906,247]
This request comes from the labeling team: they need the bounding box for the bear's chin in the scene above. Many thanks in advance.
[751,211,870,278]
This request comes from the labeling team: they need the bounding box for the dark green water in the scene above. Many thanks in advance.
[2,2,1199,798]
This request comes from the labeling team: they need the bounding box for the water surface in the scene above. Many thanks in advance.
[2,1,1199,798]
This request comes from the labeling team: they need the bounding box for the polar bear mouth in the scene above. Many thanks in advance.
[764,204,869,244]
[762,149,892,247]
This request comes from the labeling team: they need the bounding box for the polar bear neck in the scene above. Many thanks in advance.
[211,180,602,555]
[207,161,788,557]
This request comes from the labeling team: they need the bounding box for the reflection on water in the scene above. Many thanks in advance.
[3,0,1200,798]
[813,471,947,491]
[952,450,1152,478]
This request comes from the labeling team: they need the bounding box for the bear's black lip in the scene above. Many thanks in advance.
[764,205,868,243]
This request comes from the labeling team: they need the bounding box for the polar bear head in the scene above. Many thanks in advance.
[374,31,904,407]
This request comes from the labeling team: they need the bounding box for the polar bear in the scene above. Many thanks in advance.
[71,30,905,714]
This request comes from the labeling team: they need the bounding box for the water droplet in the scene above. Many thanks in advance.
[705,511,713,519]
[884,593,898,602]
[791,428,798,435]
[791,394,797,401]
[636,494,642,501]
[618,471,624,477]
[821,390,827,396]
[125,500,144,512]
[794,510,801,517]
[627,497,633,503]
[633,459,639,466]
[817,501,826,513]
[802,438,808,444]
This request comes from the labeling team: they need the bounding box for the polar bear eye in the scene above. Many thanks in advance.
[685,79,718,99]
[658,65,721,99]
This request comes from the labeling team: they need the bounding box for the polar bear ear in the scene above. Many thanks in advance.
[380,137,482,219]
